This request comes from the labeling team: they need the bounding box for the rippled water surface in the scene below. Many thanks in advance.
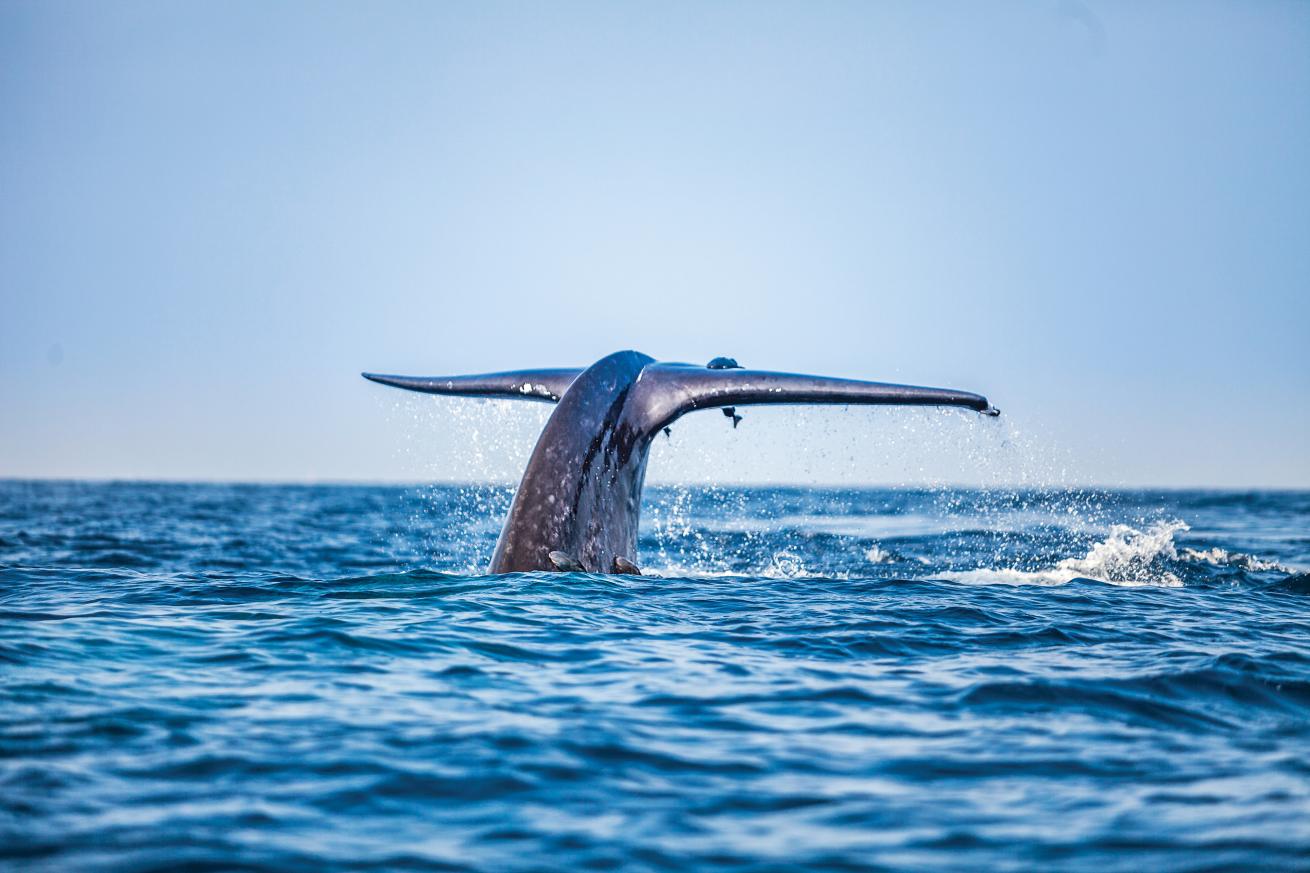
[3,481,1309,871]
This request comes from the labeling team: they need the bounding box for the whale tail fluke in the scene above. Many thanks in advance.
[364,351,999,575]
[362,358,999,421]
[361,368,584,403]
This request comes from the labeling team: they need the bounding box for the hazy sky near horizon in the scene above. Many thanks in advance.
[2,1,1307,487]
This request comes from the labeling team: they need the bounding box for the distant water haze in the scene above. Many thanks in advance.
[1,1,1307,486]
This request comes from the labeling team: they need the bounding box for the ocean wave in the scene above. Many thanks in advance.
[929,519,1301,588]
[3,482,1309,871]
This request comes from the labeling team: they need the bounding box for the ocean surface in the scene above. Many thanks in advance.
[2,480,1308,871]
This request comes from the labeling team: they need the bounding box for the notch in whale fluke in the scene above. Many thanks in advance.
[361,368,584,402]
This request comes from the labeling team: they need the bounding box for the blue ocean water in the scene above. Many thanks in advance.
[2,480,1308,871]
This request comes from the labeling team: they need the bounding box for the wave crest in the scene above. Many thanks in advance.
[940,521,1191,587]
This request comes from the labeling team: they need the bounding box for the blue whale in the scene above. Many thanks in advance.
[364,351,997,574]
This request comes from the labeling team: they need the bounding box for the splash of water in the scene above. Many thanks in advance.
[938,520,1190,587]
[865,544,894,564]
[376,390,1292,586]
[645,404,1086,489]
[384,394,548,571]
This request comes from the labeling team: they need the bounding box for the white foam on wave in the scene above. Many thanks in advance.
[645,521,1292,585]
[1178,546,1291,574]
[864,544,894,565]
[935,519,1293,588]
[938,521,1191,588]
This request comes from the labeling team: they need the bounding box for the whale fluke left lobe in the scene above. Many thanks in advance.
[362,368,584,403]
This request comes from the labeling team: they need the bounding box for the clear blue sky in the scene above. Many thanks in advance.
[2,1,1307,487]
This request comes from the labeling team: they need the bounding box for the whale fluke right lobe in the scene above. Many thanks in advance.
[628,363,998,434]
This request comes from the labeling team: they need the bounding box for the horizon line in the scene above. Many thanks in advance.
[2,475,1307,494]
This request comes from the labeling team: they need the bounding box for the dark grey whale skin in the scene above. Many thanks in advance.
[364,351,997,573]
